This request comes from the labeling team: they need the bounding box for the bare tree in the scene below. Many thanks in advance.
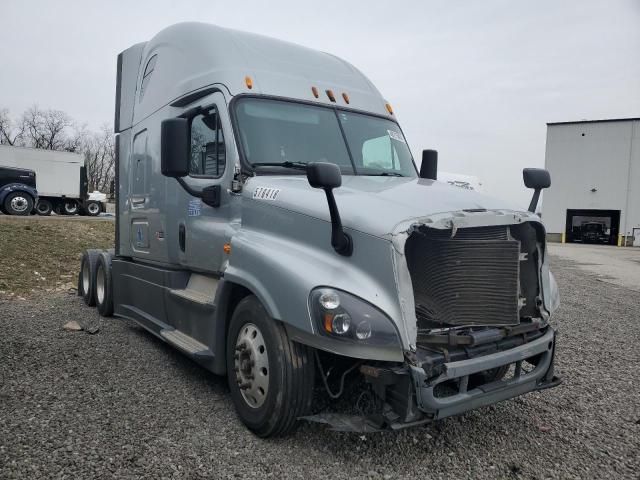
[0,108,24,146]
[20,105,75,150]
[84,125,115,193]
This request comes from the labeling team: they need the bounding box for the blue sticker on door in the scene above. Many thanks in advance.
[188,199,202,217]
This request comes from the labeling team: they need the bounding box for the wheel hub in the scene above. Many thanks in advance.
[10,196,28,212]
[234,323,269,408]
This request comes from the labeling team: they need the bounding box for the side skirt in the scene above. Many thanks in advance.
[112,258,222,373]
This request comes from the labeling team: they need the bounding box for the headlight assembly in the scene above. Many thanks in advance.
[309,288,401,347]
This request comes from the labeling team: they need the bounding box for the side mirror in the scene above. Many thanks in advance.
[306,162,352,256]
[420,149,438,180]
[161,118,190,177]
[523,168,551,213]
[307,161,342,189]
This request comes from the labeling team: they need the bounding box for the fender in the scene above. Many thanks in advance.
[0,183,38,205]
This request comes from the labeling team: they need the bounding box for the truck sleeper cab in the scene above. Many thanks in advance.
[80,22,561,436]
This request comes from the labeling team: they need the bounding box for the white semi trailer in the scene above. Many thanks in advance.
[0,145,106,215]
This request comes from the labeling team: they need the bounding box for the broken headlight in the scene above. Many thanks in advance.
[310,288,401,346]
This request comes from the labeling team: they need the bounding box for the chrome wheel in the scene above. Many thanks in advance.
[82,261,90,295]
[96,264,105,305]
[234,323,269,408]
[10,196,29,213]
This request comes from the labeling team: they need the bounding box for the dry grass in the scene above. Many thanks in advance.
[0,217,114,298]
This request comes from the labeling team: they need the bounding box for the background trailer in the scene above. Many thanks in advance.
[542,118,640,246]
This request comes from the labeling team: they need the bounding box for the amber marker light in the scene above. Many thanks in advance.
[223,243,232,254]
[323,313,334,333]
[326,89,336,102]
[311,86,319,98]
[385,103,394,115]
[342,92,350,104]
[245,76,253,89]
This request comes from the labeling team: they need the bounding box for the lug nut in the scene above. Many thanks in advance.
[239,382,251,390]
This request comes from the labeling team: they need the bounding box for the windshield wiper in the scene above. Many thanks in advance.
[366,172,405,177]
[251,161,308,171]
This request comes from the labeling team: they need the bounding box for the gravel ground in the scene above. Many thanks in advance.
[1,255,638,479]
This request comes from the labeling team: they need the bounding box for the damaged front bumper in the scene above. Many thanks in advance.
[304,326,560,432]
[412,327,559,420]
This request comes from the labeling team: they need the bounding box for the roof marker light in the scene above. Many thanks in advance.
[311,86,319,98]
[326,89,336,102]
[385,103,394,115]
[342,93,350,104]
[245,76,253,89]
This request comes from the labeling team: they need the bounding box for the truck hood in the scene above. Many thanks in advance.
[244,175,523,238]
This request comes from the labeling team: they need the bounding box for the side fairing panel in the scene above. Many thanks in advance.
[116,129,132,257]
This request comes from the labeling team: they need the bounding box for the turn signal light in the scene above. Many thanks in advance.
[385,103,394,115]
[323,313,333,333]
[223,243,232,254]
[245,76,253,89]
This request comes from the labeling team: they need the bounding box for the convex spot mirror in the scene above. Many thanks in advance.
[523,168,551,190]
[161,118,190,178]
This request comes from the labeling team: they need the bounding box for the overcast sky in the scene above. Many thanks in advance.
[2,0,639,207]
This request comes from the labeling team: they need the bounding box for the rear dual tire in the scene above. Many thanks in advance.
[35,199,53,216]
[79,249,114,316]
[79,249,101,306]
[227,295,315,437]
[94,251,114,316]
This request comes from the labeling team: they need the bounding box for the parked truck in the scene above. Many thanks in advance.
[79,23,561,437]
[0,145,106,216]
[0,165,38,215]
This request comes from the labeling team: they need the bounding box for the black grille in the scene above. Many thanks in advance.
[406,226,520,326]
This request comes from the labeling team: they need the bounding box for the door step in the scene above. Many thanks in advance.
[160,329,211,355]
[169,273,218,306]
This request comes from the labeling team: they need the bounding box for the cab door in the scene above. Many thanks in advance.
[176,94,237,273]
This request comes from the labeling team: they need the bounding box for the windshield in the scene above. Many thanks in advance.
[233,97,417,177]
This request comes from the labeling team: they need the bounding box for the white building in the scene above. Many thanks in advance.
[542,117,640,246]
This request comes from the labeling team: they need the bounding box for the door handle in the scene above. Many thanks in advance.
[179,223,186,252]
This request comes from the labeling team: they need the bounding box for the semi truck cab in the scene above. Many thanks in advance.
[0,166,38,215]
[80,22,561,437]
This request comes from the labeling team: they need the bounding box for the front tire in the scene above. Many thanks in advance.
[227,295,314,437]
[4,192,34,216]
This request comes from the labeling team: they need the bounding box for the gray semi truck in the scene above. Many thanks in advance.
[79,22,561,437]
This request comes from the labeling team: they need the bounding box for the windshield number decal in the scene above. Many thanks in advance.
[387,129,406,143]
[253,186,280,201]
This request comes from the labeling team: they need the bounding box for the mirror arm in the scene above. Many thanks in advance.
[528,188,541,213]
[323,189,353,256]
[176,177,202,198]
